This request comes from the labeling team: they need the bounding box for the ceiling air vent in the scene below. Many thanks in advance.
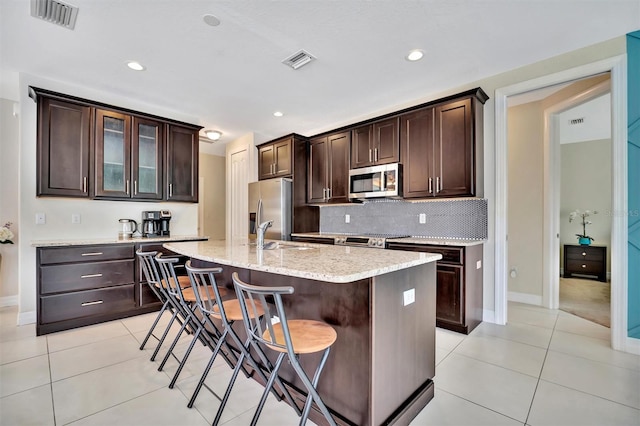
[569,117,584,125]
[282,50,316,70]
[30,0,79,30]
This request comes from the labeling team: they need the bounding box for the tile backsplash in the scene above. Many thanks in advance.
[319,198,488,240]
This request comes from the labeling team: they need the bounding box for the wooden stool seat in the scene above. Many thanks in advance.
[155,275,191,290]
[212,299,265,321]
[263,319,337,354]
[182,285,228,303]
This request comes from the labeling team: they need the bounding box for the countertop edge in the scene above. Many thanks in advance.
[32,235,209,247]
[291,233,486,247]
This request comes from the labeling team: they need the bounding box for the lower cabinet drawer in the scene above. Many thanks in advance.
[40,260,135,294]
[40,285,136,324]
[39,245,134,265]
[566,259,603,275]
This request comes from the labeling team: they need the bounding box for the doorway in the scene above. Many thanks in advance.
[494,55,629,351]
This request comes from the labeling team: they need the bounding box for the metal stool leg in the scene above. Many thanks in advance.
[139,300,169,350]
[299,347,333,425]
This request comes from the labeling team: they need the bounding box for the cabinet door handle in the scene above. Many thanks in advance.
[428,178,433,194]
[327,187,331,199]
[81,300,104,307]
[81,273,103,279]
[582,264,587,268]
[436,176,441,193]
[369,149,372,162]
[582,252,586,256]
[323,188,327,200]
[126,179,130,195]
[81,252,103,256]
[169,183,173,198]
[83,176,87,193]
[134,180,138,195]
[374,148,378,162]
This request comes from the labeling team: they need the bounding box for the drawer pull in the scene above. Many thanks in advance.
[582,252,587,256]
[81,252,103,256]
[81,300,104,307]
[80,273,103,279]
[582,264,587,268]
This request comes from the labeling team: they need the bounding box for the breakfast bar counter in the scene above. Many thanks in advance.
[165,239,441,426]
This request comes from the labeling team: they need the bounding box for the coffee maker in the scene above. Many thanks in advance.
[141,210,171,238]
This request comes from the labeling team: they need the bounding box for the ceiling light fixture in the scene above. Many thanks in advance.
[204,130,222,141]
[273,111,284,117]
[406,49,424,62]
[126,61,146,71]
[203,14,221,27]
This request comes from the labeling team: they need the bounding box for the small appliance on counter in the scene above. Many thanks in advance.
[118,218,138,239]
[141,210,171,238]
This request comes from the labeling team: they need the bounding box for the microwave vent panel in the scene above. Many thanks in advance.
[30,0,79,30]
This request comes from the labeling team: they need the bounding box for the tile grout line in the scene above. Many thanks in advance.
[46,335,58,426]
[523,311,560,425]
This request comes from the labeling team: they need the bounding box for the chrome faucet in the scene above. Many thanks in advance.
[256,220,273,249]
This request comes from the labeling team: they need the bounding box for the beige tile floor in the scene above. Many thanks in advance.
[0,302,639,426]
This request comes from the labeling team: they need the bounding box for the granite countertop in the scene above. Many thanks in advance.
[291,232,485,247]
[31,235,208,247]
[164,239,441,283]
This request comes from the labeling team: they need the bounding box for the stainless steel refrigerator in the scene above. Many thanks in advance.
[248,178,292,241]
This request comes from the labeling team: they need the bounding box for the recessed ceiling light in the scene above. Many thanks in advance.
[273,111,284,117]
[406,49,424,62]
[126,61,146,71]
[203,14,221,27]
[204,130,222,141]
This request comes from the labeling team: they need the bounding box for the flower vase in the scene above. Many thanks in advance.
[579,237,591,246]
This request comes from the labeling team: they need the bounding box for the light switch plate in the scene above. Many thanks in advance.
[476,260,482,269]
[345,214,350,223]
[419,213,426,224]
[71,213,81,224]
[403,288,415,306]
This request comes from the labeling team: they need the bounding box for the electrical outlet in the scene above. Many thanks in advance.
[35,212,46,225]
[419,213,426,224]
[71,213,81,224]
[345,214,350,223]
[476,260,482,269]
[510,267,518,278]
[403,288,415,306]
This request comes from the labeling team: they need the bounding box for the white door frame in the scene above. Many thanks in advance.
[542,80,611,310]
[494,55,634,353]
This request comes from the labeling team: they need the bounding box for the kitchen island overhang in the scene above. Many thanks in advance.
[164,240,441,426]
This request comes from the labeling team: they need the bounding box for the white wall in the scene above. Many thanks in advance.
[560,139,612,272]
[0,98,20,304]
[15,73,201,324]
[199,153,226,240]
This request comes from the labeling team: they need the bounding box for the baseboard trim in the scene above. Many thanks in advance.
[622,335,640,355]
[0,295,18,307]
[508,291,543,306]
[17,310,36,326]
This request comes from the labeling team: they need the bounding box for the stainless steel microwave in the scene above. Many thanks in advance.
[349,163,402,200]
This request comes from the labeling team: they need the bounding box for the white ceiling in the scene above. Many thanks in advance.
[1,1,639,154]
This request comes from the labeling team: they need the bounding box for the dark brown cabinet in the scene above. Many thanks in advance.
[32,87,201,203]
[37,96,91,197]
[258,137,292,180]
[308,132,350,203]
[401,90,487,199]
[95,110,164,200]
[386,242,483,334]
[166,125,199,202]
[36,238,206,335]
[563,244,606,282]
[350,117,400,169]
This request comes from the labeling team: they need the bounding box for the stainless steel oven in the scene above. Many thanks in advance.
[348,163,402,200]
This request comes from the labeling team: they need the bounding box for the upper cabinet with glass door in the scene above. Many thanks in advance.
[94,109,163,200]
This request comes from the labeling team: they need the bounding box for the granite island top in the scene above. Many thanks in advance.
[31,234,207,247]
[164,239,441,283]
[291,232,485,247]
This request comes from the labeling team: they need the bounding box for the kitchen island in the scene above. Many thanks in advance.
[164,239,441,426]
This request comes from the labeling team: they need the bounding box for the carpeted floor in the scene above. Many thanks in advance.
[559,277,610,328]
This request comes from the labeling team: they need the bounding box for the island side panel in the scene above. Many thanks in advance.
[249,270,373,426]
[464,244,484,334]
[371,262,436,425]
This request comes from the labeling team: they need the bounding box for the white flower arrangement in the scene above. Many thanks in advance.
[0,222,14,244]
[569,209,597,243]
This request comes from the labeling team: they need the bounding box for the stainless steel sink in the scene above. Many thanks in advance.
[261,242,315,250]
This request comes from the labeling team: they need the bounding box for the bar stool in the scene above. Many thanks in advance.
[186,262,299,425]
[136,249,191,361]
[155,254,231,389]
[232,272,338,426]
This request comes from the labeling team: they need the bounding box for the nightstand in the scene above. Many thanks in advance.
[563,244,607,282]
